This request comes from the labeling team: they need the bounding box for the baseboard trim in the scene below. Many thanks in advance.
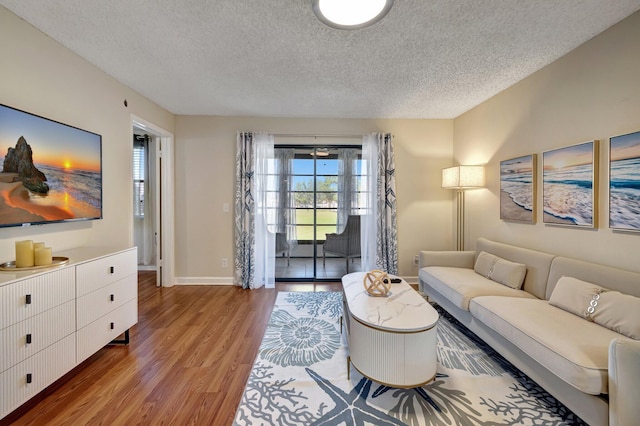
[175,277,234,285]
[403,275,418,285]
[137,265,157,271]
[174,275,418,286]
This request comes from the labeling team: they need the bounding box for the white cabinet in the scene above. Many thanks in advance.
[77,299,138,363]
[0,335,76,418]
[76,250,137,297]
[76,249,137,363]
[0,247,137,420]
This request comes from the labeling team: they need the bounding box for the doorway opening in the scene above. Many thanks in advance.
[132,132,157,271]
[131,116,175,287]
[274,145,364,281]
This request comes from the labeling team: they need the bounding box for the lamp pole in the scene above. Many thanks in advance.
[456,189,465,251]
[442,165,484,252]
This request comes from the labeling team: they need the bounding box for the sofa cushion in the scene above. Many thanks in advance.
[474,251,527,290]
[549,276,640,340]
[419,266,536,311]
[470,296,626,394]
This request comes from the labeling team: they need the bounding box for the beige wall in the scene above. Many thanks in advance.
[453,11,640,273]
[0,7,174,262]
[175,116,453,281]
[6,2,639,281]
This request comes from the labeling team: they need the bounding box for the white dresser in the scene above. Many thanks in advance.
[0,247,137,420]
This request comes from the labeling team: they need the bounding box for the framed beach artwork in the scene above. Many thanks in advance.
[500,154,536,223]
[542,141,598,228]
[609,131,640,231]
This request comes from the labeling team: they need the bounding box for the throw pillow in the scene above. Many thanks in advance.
[474,251,527,290]
[549,276,640,340]
[548,276,603,317]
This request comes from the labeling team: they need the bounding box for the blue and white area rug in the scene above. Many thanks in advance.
[234,292,586,425]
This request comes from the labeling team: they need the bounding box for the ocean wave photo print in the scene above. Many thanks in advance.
[543,141,598,228]
[500,154,536,223]
[609,130,640,231]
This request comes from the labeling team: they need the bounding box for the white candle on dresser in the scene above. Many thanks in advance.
[15,240,35,268]
[34,247,53,266]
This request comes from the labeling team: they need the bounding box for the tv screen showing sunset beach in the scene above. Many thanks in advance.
[0,104,102,228]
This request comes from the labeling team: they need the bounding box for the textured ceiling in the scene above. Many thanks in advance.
[1,1,639,119]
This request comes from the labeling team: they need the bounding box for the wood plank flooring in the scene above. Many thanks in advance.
[3,272,341,426]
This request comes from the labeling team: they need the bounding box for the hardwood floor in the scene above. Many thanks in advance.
[4,272,342,426]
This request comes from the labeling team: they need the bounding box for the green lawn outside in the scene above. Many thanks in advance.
[295,209,337,241]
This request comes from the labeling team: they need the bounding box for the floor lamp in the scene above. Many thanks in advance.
[442,165,485,251]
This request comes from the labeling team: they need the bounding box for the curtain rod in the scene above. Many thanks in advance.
[272,133,364,139]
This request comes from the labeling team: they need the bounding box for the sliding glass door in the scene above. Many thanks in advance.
[274,146,363,281]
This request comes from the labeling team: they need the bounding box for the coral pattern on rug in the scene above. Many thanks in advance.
[234,292,586,426]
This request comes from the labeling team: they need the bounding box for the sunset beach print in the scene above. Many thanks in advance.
[0,104,101,227]
[500,154,536,223]
[543,141,596,227]
[610,131,640,231]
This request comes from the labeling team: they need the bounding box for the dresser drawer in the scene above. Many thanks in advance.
[76,274,137,329]
[77,299,138,363]
[76,249,137,297]
[0,334,76,419]
[0,300,75,373]
[0,268,75,329]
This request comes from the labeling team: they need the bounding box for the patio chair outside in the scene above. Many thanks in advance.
[323,215,361,273]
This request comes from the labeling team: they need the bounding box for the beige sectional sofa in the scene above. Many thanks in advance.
[419,238,640,426]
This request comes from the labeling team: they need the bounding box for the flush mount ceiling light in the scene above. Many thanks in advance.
[312,0,394,30]
[310,147,330,157]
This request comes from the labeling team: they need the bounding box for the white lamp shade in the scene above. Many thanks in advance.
[442,165,485,189]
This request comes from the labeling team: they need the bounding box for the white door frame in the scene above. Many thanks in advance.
[131,114,176,287]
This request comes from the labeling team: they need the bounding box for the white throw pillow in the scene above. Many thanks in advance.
[549,276,640,340]
[474,251,527,290]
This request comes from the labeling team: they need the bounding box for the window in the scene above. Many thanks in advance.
[273,146,363,243]
[133,138,146,217]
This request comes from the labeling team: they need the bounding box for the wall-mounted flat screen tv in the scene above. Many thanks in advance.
[0,103,102,228]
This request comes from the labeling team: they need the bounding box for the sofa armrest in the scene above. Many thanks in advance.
[609,338,640,426]
[418,250,475,269]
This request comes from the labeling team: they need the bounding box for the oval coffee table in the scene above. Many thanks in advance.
[341,272,439,388]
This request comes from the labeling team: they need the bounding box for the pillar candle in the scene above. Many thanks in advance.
[34,242,45,250]
[34,247,53,266]
[15,240,35,268]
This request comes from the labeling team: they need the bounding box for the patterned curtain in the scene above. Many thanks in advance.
[234,132,255,289]
[376,133,398,274]
[361,133,398,274]
[234,132,276,289]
